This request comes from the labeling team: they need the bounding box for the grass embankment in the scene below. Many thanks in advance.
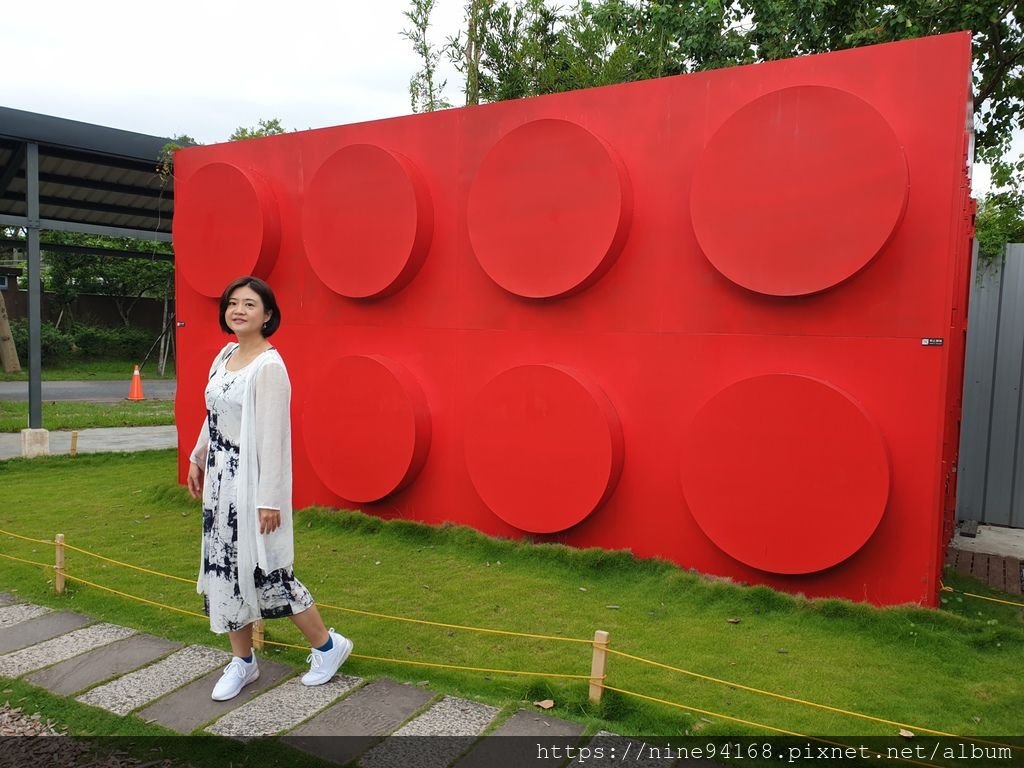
[1,451,1022,744]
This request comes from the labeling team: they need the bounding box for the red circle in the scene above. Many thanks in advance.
[302,145,432,299]
[302,355,431,503]
[467,119,632,298]
[690,86,908,296]
[464,365,623,533]
[679,375,890,574]
[173,163,280,298]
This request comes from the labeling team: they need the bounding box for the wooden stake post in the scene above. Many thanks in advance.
[589,629,609,704]
[55,533,65,594]
[253,620,265,651]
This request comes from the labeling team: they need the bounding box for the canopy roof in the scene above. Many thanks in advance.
[0,105,174,249]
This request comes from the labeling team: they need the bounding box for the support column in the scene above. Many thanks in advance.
[22,142,48,456]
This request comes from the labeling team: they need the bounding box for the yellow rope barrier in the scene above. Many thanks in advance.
[941,583,1024,609]
[0,528,591,644]
[60,574,208,620]
[605,647,960,737]
[1,526,1018,751]
[601,682,806,736]
[0,552,53,569]
[60,543,195,585]
[260,635,589,678]
[49,574,589,681]
[0,528,54,547]
[598,685,944,768]
[316,601,591,644]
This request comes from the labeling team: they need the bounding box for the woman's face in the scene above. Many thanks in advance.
[224,285,271,338]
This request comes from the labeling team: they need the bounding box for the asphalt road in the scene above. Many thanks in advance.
[0,379,176,403]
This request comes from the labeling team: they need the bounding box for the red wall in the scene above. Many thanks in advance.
[173,32,974,607]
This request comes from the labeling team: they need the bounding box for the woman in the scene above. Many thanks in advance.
[187,275,352,701]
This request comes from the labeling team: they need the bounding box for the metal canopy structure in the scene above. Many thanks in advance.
[0,105,174,430]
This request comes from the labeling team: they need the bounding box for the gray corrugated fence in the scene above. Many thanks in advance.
[957,243,1024,528]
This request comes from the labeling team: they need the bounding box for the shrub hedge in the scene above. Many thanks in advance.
[10,320,156,363]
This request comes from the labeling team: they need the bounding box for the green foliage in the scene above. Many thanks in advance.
[402,0,453,112]
[447,0,1023,182]
[70,325,152,359]
[10,320,158,365]
[157,133,201,188]
[975,191,1024,265]
[9,319,72,363]
[229,118,287,141]
[42,234,173,327]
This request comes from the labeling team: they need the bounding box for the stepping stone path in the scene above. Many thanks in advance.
[0,594,685,766]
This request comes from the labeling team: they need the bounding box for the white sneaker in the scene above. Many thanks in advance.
[211,652,259,701]
[301,629,353,686]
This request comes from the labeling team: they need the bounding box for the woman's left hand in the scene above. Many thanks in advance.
[258,508,281,535]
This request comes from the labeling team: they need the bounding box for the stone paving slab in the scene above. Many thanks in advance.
[361,696,501,768]
[0,622,134,678]
[77,645,229,715]
[285,678,434,764]
[25,633,182,696]
[207,674,362,738]
[0,603,50,629]
[137,657,294,734]
[453,710,586,768]
[0,611,92,655]
[0,593,18,606]
[583,731,705,768]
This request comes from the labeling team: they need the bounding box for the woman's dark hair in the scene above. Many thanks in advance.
[218,276,282,337]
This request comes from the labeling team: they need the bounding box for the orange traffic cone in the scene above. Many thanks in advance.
[128,364,145,401]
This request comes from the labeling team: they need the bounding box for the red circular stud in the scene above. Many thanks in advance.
[690,86,908,296]
[465,365,623,533]
[679,374,890,574]
[467,119,632,298]
[302,355,431,503]
[302,144,432,299]
[173,163,280,298]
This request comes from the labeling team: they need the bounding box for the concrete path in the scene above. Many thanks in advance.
[0,593,661,766]
[0,379,176,403]
[0,425,178,460]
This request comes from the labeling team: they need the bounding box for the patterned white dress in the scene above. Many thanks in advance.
[192,344,313,634]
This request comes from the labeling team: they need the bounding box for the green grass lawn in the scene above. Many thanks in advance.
[0,359,175,382]
[0,399,175,432]
[1,451,1022,745]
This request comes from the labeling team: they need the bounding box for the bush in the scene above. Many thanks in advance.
[72,325,154,360]
[10,319,73,363]
[10,321,158,364]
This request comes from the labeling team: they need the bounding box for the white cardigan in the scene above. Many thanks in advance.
[191,343,295,612]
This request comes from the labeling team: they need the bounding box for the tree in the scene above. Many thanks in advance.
[42,232,173,327]
[402,0,453,112]
[229,118,287,141]
[445,1,1022,179]
[975,191,1024,265]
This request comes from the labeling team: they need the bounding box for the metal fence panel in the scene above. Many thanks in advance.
[957,243,1000,521]
[984,246,1024,526]
[958,243,1024,527]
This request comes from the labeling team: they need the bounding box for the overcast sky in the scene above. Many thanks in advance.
[8,0,466,143]
[7,1,1003,193]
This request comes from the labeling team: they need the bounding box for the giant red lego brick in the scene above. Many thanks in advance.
[173,32,974,607]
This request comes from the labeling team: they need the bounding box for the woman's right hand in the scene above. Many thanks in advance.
[187,462,204,500]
